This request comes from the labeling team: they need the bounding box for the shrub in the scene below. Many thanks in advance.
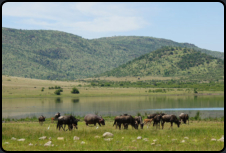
[105,83,111,86]
[194,88,198,93]
[41,87,45,92]
[91,82,96,86]
[71,87,79,94]
[55,86,61,89]
[54,89,62,95]
[194,111,201,120]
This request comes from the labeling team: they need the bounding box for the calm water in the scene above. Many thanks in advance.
[2,95,224,119]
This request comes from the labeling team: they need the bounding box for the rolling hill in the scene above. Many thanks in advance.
[99,46,224,80]
[2,27,224,80]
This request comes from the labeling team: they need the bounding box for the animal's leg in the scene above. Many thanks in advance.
[58,124,61,131]
[161,122,164,129]
[61,124,66,131]
[69,124,73,131]
[170,122,173,129]
[86,122,88,126]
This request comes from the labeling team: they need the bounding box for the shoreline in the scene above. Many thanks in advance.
[2,91,224,99]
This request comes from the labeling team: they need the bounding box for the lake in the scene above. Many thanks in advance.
[2,95,224,119]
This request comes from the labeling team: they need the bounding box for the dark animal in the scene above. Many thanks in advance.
[153,115,162,129]
[84,114,105,127]
[152,113,166,129]
[38,115,46,125]
[147,113,166,119]
[113,115,122,128]
[123,123,129,129]
[135,116,144,129]
[51,112,61,123]
[113,114,138,130]
[147,113,158,119]
[161,115,181,129]
[57,115,79,131]
[113,115,129,129]
[179,113,189,124]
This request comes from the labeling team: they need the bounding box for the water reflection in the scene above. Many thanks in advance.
[2,95,224,119]
[194,95,198,101]
[55,97,63,103]
[72,99,79,103]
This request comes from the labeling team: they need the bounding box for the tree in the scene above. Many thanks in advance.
[71,87,79,94]
[194,88,198,94]
[54,89,62,95]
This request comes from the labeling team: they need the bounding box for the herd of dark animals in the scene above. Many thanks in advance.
[38,112,189,131]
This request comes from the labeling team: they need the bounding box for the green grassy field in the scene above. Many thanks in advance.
[2,75,224,98]
[2,120,224,151]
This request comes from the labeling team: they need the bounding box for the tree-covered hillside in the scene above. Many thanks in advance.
[99,46,224,80]
[2,27,224,80]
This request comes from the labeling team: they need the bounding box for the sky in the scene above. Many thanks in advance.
[2,2,224,52]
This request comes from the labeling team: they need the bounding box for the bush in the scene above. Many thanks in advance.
[71,87,79,94]
[105,83,111,86]
[194,88,198,93]
[194,111,201,120]
[41,87,45,92]
[54,89,62,95]
[55,86,61,89]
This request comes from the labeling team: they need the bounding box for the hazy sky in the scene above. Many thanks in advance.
[2,2,224,52]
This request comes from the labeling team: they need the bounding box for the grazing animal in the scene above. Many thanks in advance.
[113,115,122,129]
[51,112,61,123]
[38,115,46,125]
[84,114,105,127]
[113,115,130,129]
[147,113,158,119]
[161,115,181,129]
[71,119,80,129]
[134,116,144,129]
[123,123,129,129]
[147,113,166,119]
[57,115,79,131]
[179,113,189,124]
[143,118,153,126]
[113,114,138,130]
[153,115,162,129]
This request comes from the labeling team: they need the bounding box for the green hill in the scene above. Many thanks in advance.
[99,46,224,80]
[2,27,224,80]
